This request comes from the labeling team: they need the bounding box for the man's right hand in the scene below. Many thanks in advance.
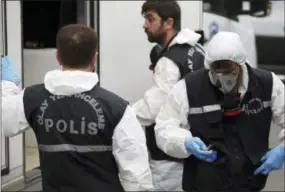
[1,56,21,86]
[184,136,217,162]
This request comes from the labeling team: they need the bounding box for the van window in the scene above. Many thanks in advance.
[203,0,240,21]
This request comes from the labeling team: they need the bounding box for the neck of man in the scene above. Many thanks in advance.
[162,29,178,48]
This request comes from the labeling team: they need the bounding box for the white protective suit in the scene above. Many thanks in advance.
[154,31,285,163]
[132,28,202,191]
[2,70,154,191]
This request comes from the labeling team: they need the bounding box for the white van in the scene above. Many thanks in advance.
[203,0,284,81]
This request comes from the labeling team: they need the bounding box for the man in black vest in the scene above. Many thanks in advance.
[154,31,285,192]
[133,0,204,191]
[1,24,153,192]
[132,0,205,190]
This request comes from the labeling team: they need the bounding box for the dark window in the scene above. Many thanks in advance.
[22,0,77,49]
[203,0,240,21]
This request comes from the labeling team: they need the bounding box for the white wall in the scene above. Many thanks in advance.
[1,0,24,185]
[180,1,203,30]
[99,1,203,103]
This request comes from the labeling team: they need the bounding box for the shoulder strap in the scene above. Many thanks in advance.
[184,68,208,108]
[163,43,205,78]
[251,68,273,101]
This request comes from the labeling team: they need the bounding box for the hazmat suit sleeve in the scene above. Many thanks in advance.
[154,79,192,158]
[112,105,154,191]
[2,80,30,137]
[132,57,180,126]
[270,73,285,141]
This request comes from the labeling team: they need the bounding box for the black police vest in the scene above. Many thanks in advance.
[182,65,273,192]
[146,43,205,162]
[23,84,128,192]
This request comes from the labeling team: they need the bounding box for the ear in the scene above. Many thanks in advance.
[88,52,97,69]
[56,50,62,65]
[164,18,174,30]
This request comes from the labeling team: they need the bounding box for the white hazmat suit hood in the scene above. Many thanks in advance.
[204,31,247,68]
[204,31,250,96]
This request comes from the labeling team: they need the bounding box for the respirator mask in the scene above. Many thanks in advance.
[209,67,242,116]
[210,68,239,94]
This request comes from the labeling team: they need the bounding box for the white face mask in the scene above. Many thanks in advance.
[209,71,239,93]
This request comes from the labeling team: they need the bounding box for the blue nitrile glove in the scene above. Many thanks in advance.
[254,144,285,175]
[1,56,21,86]
[184,136,217,162]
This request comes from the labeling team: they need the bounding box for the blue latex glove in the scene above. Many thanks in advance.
[254,144,285,175]
[184,136,217,162]
[1,56,21,86]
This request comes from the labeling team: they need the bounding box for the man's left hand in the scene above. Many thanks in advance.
[254,144,285,175]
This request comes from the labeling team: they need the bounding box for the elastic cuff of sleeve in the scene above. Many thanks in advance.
[183,134,193,155]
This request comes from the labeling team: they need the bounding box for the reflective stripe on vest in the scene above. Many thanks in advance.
[189,104,221,114]
[38,144,112,153]
[189,101,271,114]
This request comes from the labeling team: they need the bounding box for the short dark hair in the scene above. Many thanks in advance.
[141,0,181,31]
[56,24,98,68]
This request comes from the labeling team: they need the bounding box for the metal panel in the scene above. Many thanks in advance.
[1,0,10,176]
